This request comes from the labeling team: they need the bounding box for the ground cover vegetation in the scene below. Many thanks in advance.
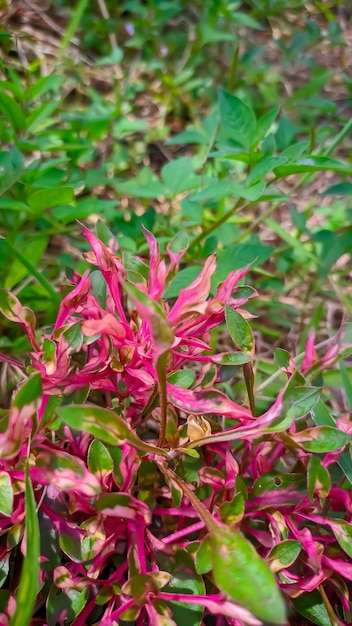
[0,1,351,624]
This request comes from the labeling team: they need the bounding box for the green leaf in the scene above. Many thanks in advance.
[157,548,205,626]
[339,361,352,409]
[251,106,280,146]
[28,186,74,214]
[167,369,196,389]
[267,540,301,573]
[323,181,352,195]
[292,590,332,626]
[210,526,286,623]
[46,586,89,626]
[10,464,40,626]
[5,235,48,289]
[57,405,168,456]
[225,305,254,354]
[307,456,331,501]
[312,401,352,485]
[87,440,113,477]
[164,267,201,298]
[293,426,350,453]
[0,473,13,516]
[0,91,26,131]
[275,156,352,177]
[274,348,290,369]
[218,89,256,149]
[291,386,320,419]
[214,243,274,283]
[195,536,212,575]
[211,352,252,366]
[161,158,198,195]
[13,373,42,409]
[246,156,288,186]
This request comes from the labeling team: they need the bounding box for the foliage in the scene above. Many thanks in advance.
[0,228,351,625]
[0,1,351,624]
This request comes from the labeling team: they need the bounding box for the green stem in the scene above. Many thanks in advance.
[318,584,340,626]
[159,463,218,533]
[189,198,246,250]
[232,200,278,244]
[2,238,60,305]
[156,352,168,447]
[243,363,256,415]
[227,47,239,92]
[323,117,352,157]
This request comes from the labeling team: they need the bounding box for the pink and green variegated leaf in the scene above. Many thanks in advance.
[32,448,101,495]
[142,227,167,299]
[83,227,127,323]
[167,384,252,420]
[57,405,168,456]
[301,332,317,374]
[290,426,350,453]
[124,282,174,359]
[167,255,217,325]
[0,374,41,459]
[0,289,39,350]
[96,493,152,524]
[81,313,126,341]
[328,519,352,558]
[54,270,91,330]
[267,540,302,573]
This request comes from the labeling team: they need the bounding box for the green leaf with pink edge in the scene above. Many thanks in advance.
[57,405,168,456]
[307,456,331,500]
[328,519,352,558]
[289,426,350,453]
[267,540,302,573]
[210,526,286,624]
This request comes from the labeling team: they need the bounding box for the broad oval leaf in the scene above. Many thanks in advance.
[267,540,302,573]
[218,88,256,150]
[225,305,254,355]
[0,473,13,517]
[210,526,286,624]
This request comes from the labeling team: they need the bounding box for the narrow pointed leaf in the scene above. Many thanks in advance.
[57,405,168,456]
[10,464,40,626]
